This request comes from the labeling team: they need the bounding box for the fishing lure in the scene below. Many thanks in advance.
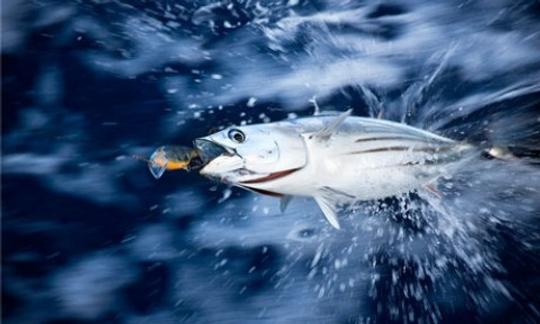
[147,145,202,179]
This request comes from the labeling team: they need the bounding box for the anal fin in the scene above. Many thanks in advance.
[314,195,341,230]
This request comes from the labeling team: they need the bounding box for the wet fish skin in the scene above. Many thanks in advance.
[194,110,477,229]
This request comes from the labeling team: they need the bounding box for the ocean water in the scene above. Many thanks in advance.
[2,0,540,323]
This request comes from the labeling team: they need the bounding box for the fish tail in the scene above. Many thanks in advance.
[482,145,540,165]
[483,146,518,161]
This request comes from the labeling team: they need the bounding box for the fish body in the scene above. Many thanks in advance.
[195,110,476,229]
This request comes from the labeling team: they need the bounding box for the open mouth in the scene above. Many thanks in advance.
[193,139,247,179]
[193,139,234,164]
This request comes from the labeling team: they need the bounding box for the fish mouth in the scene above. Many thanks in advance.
[193,139,235,164]
[193,138,243,179]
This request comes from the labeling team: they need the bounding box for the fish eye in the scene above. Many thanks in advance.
[228,128,246,143]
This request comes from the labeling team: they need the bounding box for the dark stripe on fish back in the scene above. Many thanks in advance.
[354,136,428,143]
[346,145,453,155]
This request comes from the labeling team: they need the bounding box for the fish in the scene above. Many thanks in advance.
[193,110,477,229]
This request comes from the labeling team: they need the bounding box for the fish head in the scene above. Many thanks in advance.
[194,123,307,186]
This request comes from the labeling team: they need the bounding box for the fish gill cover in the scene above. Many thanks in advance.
[2,0,540,323]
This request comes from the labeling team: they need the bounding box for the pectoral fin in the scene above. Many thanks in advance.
[313,109,352,141]
[314,195,341,230]
[280,195,293,213]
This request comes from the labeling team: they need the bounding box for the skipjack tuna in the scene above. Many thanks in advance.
[148,110,493,229]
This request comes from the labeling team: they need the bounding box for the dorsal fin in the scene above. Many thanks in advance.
[313,195,341,229]
[313,109,352,141]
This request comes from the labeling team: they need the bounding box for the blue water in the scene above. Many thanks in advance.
[2,0,540,323]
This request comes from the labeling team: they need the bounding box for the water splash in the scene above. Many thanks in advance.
[2,0,540,323]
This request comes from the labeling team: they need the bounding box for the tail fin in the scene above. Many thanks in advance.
[483,146,540,164]
[484,147,518,161]
[442,88,540,163]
